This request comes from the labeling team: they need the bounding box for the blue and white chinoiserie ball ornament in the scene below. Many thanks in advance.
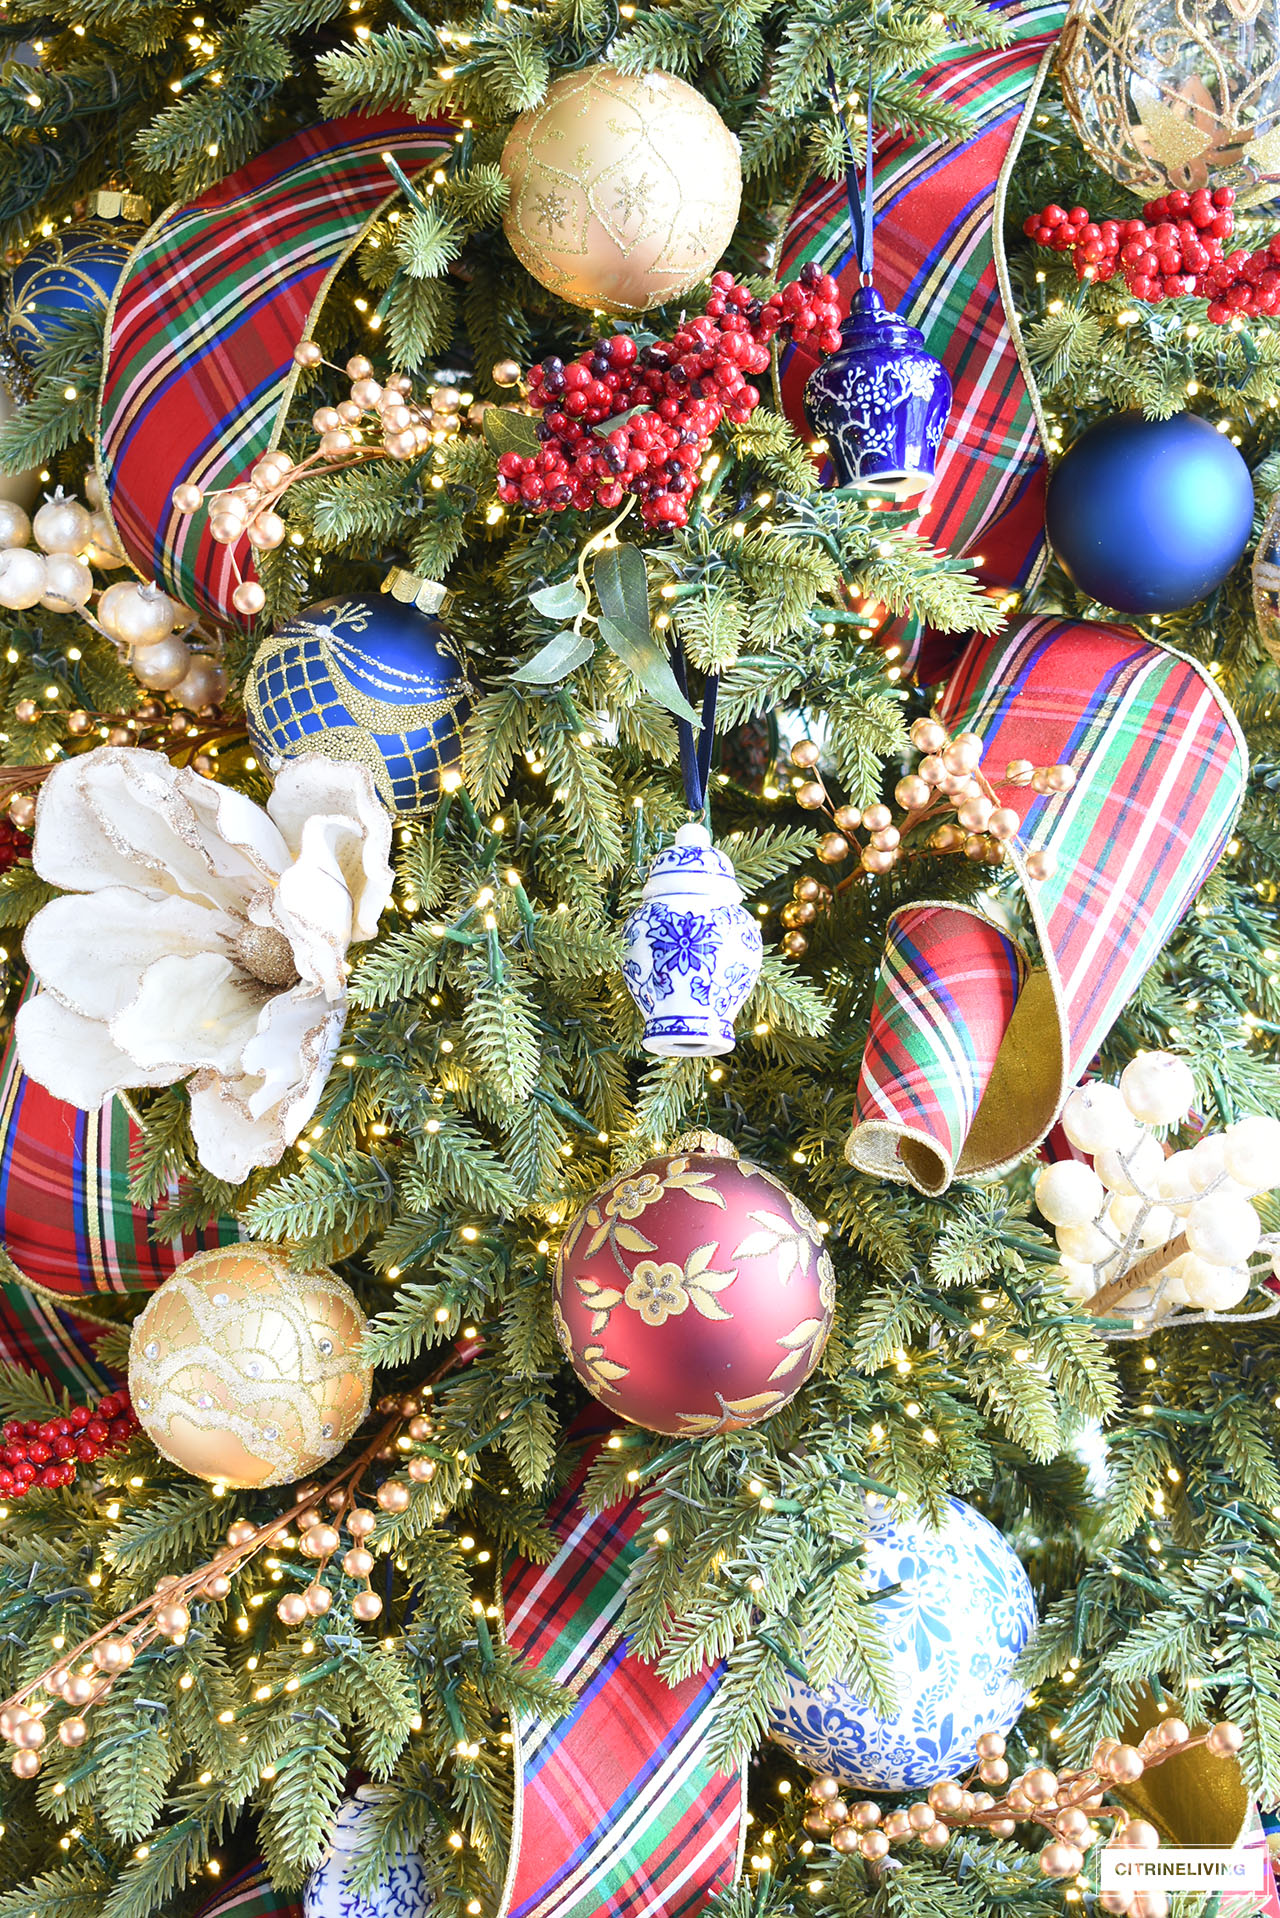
[803,287,952,497]
[247,572,471,817]
[768,1493,1037,1790]
[304,1789,432,1918]
[1045,410,1255,614]
[622,824,763,1057]
[3,192,147,364]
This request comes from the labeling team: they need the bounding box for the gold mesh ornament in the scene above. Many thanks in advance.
[1059,0,1280,207]
[128,1244,372,1488]
[500,65,742,315]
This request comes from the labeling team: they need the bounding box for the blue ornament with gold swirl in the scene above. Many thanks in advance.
[246,591,471,816]
[4,219,140,362]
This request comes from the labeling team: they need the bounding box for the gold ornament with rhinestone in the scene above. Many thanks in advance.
[128,1244,372,1488]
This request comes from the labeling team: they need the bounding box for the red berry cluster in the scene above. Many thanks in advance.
[0,818,30,878]
[0,1390,137,1498]
[496,266,843,528]
[1019,188,1280,322]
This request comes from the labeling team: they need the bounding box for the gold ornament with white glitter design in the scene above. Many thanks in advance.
[128,1244,372,1488]
[500,65,742,314]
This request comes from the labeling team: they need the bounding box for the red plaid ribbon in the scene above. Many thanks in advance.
[778,0,1063,678]
[0,1282,118,1394]
[500,1416,745,1918]
[0,1002,238,1295]
[192,1862,301,1918]
[846,617,1247,1191]
[97,112,455,627]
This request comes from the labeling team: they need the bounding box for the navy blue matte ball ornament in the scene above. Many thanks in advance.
[1045,411,1254,614]
[4,219,140,362]
[246,585,471,816]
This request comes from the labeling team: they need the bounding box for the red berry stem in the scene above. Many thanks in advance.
[0,1389,139,1499]
[1020,187,1280,323]
[0,817,30,876]
[495,267,844,527]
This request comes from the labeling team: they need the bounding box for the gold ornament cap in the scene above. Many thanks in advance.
[88,188,151,223]
[382,568,447,616]
[671,1128,739,1160]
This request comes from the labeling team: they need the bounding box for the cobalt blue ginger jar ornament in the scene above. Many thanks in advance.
[622,824,763,1057]
[803,286,952,497]
[3,191,147,365]
[304,1788,432,1918]
[1045,409,1255,614]
[767,1493,1037,1790]
[247,571,471,816]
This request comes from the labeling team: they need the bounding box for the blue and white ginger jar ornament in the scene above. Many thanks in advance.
[804,286,952,497]
[622,823,762,1057]
[247,572,471,816]
[768,1493,1037,1790]
[304,1788,433,1918]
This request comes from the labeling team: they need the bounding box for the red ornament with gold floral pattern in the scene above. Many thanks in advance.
[552,1133,835,1435]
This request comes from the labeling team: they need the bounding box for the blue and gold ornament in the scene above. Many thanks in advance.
[246,573,470,816]
[4,192,147,363]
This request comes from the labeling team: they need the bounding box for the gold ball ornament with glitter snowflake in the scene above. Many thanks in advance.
[128,1245,372,1488]
[1058,0,1280,207]
[500,65,742,314]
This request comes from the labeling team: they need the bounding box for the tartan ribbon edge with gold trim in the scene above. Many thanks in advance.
[96,111,455,628]
[846,615,1247,1192]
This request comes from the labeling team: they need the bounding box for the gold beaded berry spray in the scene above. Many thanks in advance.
[777,714,1075,955]
[171,345,481,618]
[0,1367,462,1779]
[801,1717,1245,1914]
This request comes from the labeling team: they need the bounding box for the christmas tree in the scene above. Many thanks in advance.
[0,3,1274,1918]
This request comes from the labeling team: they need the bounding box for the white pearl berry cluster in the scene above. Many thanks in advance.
[0,485,123,615]
[1035,1051,1280,1326]
[94,578,226,707]
[0,481,226,710]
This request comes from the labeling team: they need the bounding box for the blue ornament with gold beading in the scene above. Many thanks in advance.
[4,219,140,362]
[246,592,471,817]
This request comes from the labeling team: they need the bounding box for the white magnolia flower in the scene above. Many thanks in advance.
[16,748,393,1184]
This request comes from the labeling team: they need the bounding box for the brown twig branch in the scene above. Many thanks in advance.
[1087,1233,1189,1318]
